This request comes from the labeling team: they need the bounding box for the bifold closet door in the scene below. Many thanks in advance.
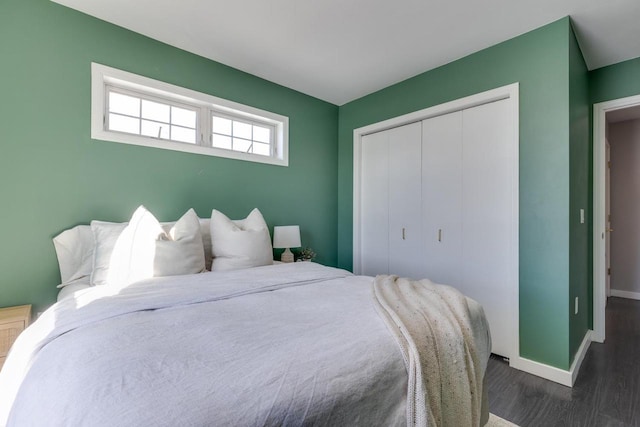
[388,122,423,279]
[421,112,463,286]
[359,95,515,358]
[360,122,422,278]
[461,99,513,358]
[360,130,389,276]
[421,100,513,358]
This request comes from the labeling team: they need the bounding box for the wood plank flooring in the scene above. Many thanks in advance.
[486,297,640,427]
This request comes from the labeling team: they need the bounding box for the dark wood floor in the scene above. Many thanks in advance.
[486,297,640,427]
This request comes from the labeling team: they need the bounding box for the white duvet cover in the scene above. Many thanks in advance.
[1,263,410,426]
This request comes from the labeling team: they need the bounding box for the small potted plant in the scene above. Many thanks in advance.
[296,247,316,262]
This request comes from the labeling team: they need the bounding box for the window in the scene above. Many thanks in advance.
[91,63,289,166]
[211,113,275,157]
[107,88,198,144]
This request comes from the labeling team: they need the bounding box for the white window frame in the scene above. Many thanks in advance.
[91,63,289,166]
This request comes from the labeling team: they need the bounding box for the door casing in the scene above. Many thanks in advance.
[593,94,640,343]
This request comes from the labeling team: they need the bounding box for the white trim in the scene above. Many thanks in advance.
[510,330,591,387]
[610,289,640,300]
[570,330,592,386]
[91,63,289,166]
[508,85,520,366]
[354,85,517,138]
[593,94,640,343]
[352,82,520,363]
[510,358,572,387]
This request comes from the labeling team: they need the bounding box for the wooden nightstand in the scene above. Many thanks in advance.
[0,305,31,370]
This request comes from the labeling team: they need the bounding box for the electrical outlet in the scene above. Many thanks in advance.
[574,297,579,315]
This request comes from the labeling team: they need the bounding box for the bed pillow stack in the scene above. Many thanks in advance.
[53,207,273,289]
[94,207,206,288]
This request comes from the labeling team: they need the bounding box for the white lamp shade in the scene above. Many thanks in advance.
[273,225,301,249]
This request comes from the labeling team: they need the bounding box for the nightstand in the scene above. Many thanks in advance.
[0,305,31,370]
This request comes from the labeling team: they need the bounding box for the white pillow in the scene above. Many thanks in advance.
[143,218,212,271]
[107,206,206,287]
[210,208,273,271]
[156,210,206,277]
[133,218,212,271]
[53,225,94,286]
[90,221,128,286]
[106,206,164,287]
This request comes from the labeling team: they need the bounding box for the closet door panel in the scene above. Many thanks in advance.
[360,131,390,276]
[388,122,423,279]
[462,99,513,357]
[421,112,463,286]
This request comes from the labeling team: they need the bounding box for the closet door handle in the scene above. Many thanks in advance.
[438,229,442,242]
[402,228,406,240]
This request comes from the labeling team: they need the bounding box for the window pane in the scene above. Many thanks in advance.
[109,92,140,117]
[212,134,232,150]
[212,116,232,135]
[253,126,271,143]
[141,120,170,139]
[233,121,252,140]
[109,113,140,134]
[253,142,271,156]
[233,138,252,153]
[141,99,170,123]
[172,106,196,128]
[171,126,196,144]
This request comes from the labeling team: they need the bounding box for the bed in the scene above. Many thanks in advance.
[0,207,491,427]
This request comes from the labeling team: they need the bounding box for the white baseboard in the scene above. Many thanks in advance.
[610,289,640,300]
[509,330,591,387]
[570,330,592,385]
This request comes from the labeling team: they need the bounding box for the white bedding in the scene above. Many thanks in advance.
[1,262,488,426]
[56,282,92,301]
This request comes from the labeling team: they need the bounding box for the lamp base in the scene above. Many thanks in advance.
[280,247,294,263]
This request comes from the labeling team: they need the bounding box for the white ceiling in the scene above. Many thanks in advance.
[52,0,640,105]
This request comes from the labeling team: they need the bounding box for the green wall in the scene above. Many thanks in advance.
[0,0,339,312]
[568,23,591,359]
[590,56,640,104]
[338,18,576,369]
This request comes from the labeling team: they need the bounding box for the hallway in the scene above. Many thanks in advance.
[487,297,640,426]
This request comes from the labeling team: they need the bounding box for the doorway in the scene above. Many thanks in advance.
[593,94,640,343]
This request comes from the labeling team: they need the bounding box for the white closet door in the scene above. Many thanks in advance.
[388,122,423,278]
[360,131,390,276]
[461,99,513,358]
[422,112,463,286]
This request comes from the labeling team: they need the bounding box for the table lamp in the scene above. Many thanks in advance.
[273,225,301,263]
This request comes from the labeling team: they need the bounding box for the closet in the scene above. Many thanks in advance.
[356,95,516,359]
